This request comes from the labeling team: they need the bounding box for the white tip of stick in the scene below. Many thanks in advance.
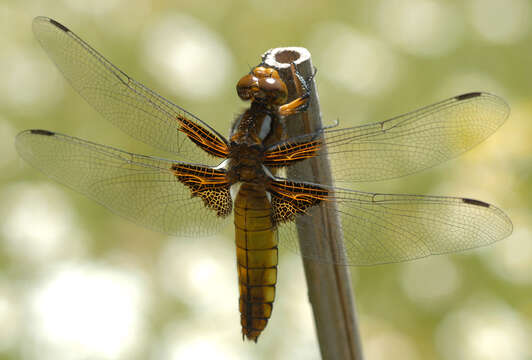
[262,47,311,69]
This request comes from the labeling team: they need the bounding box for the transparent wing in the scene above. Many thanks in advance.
[273,92,509,182]
[32,16,227,165]
[277,185,512,265]
[15,129,231,236]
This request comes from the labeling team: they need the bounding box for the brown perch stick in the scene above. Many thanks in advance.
[263,47,364,360]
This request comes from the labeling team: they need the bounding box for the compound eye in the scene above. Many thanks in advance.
[258,77,287,104]
[258,77,281,92]
[236,74,258,100]
[252,66,276,78]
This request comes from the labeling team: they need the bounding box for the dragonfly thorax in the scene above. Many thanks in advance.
[227,142,268,183]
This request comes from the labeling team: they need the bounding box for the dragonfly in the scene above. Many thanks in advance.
[17,17,513,342]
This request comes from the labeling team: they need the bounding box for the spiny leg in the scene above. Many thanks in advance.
[278,63,315,116]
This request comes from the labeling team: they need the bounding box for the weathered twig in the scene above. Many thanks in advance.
[263,47,364,360]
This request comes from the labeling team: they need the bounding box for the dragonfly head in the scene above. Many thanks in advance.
[236,66,288,105]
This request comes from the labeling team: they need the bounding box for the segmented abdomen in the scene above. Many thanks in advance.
[234,183,277,342]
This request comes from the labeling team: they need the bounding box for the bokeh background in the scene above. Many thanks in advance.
[1,0,531,359]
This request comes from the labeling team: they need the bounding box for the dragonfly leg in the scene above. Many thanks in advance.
[278,63,314,116]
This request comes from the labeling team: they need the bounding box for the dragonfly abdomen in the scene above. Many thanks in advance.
[234,183,278,342]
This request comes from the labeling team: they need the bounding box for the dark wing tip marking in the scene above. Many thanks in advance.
[48,18,70,32]
[462,198,490,208]
[29,129,55,136]
[455,92,482,101]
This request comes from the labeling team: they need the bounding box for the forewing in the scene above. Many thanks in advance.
[277,185,512,265]
[32,16,227,165]
[15,130,231,236]
[272,92,509,182]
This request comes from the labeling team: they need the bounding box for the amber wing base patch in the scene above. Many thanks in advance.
[172,164,232,217]
[268,179,329,223]
[177,116,230,158]
[263,138,322,167]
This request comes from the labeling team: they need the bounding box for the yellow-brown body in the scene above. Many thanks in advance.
[179,65,313,342]
[234,182,278,342]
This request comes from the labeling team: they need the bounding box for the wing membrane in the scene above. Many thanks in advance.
[15,130,231,236]
[32,16,227,165]
[272,92,509,182]
[277,184,512,265]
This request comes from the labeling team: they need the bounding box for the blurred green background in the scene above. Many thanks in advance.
[1,0,531,359]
